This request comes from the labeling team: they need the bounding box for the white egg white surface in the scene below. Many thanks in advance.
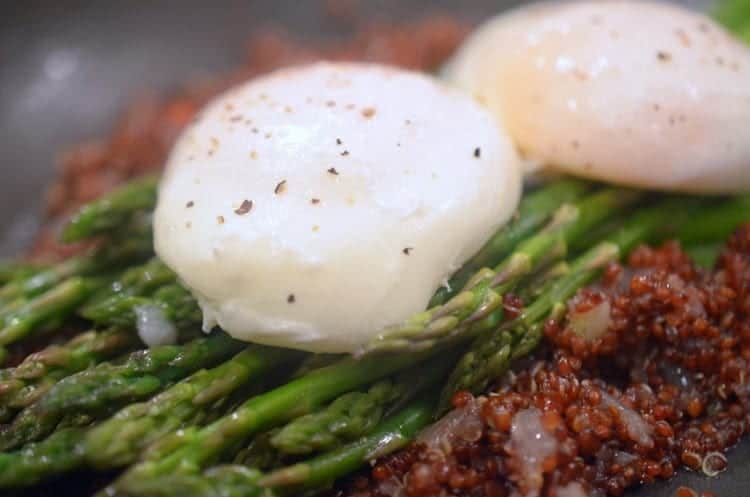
[444,0,750,193]
[154,62,522,352]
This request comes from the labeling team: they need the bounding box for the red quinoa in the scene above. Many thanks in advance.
[334,225,750,497]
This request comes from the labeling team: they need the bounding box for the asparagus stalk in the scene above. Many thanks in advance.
[0,332,241,451]
[82,283,201,330]
[360,188,642,356]
[270,353,455,456]
[261,396,434,492]
[715,0,750,42]
[0,277,103,347]
[81,257,177,312]
[685,242,722,268]
[85,345,303,469]
[438,199,711,409]
[291,353,344,379]
[109,465,270,497]
[0,427,85,488]
[115,398,434,497]
[61,174,159,243]
[0,262,47,286]
[106,350,440,495]
[672,195,750,245]
[0,229,153,308]
[430,179,592,306]
[0,346,295,488]
[0,328,140,414]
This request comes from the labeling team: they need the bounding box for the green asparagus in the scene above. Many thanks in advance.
[116,397,434,497]
[83,283,201,330]
[105,350,441,495]
[110,465,270,497]
[261,395,434,492]
[430,179,592,306]
[270,353,455,456]
[0,427,85,488]
[0,227,153,309]
[85,344,302,469]
[360,188,642,355]
[81,257,177,312]
[0,332,241,450]
[0,262,46,285]
[0,345,294,488]
[715,0,750,42]
[685,242,722,269]
[0,328,140,416]
[61,174,159,243]
[0,277,103,347]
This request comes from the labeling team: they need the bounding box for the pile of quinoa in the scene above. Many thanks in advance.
[334,225,750,497]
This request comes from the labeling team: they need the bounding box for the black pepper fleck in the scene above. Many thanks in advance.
[327,167,339,175]
[186,201,194,208]
[311,198,321,205]
[336,138,343,145]
[274,180,287,195]
[234,199,253,215]
[474,147,481,158]
[341,150,350,156]
[403,247,413,255]
[657,51,672,62]
[287,294,296,303]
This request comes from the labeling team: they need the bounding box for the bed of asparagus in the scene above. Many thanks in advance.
[0,5,747,496]
[0,174,747,497]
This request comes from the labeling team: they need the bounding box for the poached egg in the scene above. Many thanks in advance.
[154,62,522,352]
[444,0,750,193]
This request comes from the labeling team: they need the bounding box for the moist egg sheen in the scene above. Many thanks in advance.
[154,62,522,352]
[445,0,750,193]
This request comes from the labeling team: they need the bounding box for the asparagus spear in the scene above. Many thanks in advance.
[672,195,750,245]
[85,345,303,469]
[0,332,241,451]
[81,257,177,312]
[0,427,85,488]
[0,258,87,309]
[106,350,440,495]
[0,229,153,308]
[270,352,455,456]
[360,188,642,356]
[685,242,722,268]
[430,179,592,306]
[0,262,46,285]
[0,328,140,414]
[715,0,750,42]
[0,346,294,488]
[110,465,270,497]
[0,277,104,347]
[116,398,434,497]
[61,174,159,243]
[438,198,717,409]
[261,396,434,492]
[82,283,201,330]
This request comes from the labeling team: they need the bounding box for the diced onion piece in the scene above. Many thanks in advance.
[569,300,611,342]
[135,304,178,347]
